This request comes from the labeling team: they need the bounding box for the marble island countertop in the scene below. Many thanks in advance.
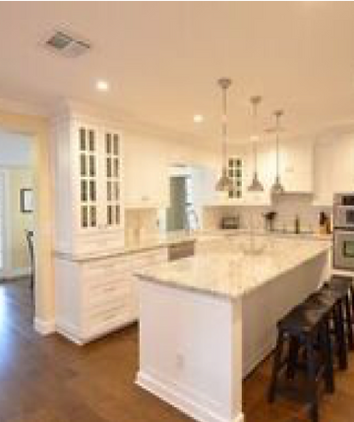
[55,229,331,262]
[136,236,331,300]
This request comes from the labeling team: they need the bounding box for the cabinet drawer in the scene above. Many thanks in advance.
[83,303,133,339]
[82,258,125,277]
[84,279,131,308]
[84,296,130,323]
[129,249,167,268]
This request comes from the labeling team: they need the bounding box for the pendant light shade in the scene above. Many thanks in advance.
[248,95,264,192]
[215,167,234,191]
[215,78,233,192]
[271,110,285,195]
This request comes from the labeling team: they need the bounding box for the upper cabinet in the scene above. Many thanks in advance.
[313,135,354,206]
[279,141,313,193]
[52,115,124,255]
[124,135,169,208]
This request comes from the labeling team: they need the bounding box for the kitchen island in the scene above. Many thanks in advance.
[136,235,331,422]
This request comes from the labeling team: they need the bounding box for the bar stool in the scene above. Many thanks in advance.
[326,275,354,352]
[314,286,348,370]
[268,302,333,422]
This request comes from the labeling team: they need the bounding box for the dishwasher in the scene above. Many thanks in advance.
[168,240,195,261]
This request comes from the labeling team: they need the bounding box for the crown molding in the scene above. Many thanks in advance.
[51,98,218,152]
[0,97,49,117]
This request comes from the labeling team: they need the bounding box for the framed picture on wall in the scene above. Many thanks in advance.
[20,189,33,213]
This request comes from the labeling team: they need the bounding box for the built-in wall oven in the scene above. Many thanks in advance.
[333,193,354,270]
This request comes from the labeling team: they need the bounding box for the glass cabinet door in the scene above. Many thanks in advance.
[104,130,121,228]
[78,126,98,230]
[228,157,243,199]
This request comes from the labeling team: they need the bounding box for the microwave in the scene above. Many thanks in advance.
[333,193,354,229]
[334,193,354,207]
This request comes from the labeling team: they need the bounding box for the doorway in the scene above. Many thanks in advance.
[0,129,34,320]
[0,172,5,274]
[167,176,187,231]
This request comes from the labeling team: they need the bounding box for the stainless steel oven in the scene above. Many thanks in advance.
[333,193,354,270]
[333,206,354,230]
[334,193,354,229]
[333,230,354,270]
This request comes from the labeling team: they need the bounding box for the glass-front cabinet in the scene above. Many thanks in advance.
[78,126,98,230]
[228,157,243,199]
[76,123,123,235]
[47,116,126,255]
[104,130,122,229]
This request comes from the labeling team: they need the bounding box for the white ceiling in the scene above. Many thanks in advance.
[1,2,354,143]
[0,130,32,167]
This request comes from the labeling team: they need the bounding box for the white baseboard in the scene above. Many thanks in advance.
[34,317,56,336]
[136,371,244,422]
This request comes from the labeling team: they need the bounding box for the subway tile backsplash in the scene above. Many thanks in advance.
[203,194,332,233]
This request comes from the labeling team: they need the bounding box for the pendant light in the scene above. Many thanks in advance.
[215,78,233,192]
[248,95,264,192]
[271,109,285,195]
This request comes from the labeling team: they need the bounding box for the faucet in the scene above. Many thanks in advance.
[184,208,200,233]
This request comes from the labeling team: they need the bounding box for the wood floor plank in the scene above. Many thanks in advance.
[1,279,354,421]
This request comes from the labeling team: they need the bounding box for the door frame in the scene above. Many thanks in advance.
[0,109,54,334]
[0,169,12,278]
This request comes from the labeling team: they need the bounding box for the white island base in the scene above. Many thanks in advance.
[136,240,329,422]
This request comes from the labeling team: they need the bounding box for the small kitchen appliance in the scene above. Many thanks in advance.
[333,193,354,270]
[263,211,277,232]
[221,216,239,230]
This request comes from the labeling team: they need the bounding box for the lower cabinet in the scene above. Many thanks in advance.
[55,247,167,344]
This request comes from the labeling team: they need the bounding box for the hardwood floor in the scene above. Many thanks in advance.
[0,279,354,422]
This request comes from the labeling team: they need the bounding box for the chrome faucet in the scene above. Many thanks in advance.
[184,208,199,233]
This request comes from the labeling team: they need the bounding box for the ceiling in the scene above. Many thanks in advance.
[1,2,354,143]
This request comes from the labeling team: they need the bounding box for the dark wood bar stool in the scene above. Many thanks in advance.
[268,302,333,422]
[312,286,348,370]
[326,275,354,353]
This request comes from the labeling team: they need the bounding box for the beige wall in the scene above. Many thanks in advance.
[8,167,33,270]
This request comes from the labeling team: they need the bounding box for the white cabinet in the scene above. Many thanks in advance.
[52,115,124,254]
[279,141,313,192]
[313,135,354,205]
[244,140,314,197]
[55,247,168,344]
[124,135,169,208]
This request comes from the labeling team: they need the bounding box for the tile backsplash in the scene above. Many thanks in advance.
[125,209,159,243]
[203,194,332,233]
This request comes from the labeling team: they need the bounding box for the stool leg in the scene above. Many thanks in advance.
[350,286,354,320]
[344,295,354,350]
[286,336,299,380]
[306,336,319,422]
[323,319,335,394]
[334,303,348,370]
[268,330,285,403]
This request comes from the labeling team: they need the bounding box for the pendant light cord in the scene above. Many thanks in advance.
[222,85,228,169]
[275,113,280,178]
[252,101,258,174]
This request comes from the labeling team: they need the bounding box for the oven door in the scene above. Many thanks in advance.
[334,206,354,229]
[334,230,354,270]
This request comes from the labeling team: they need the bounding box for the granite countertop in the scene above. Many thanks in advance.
[54,229,331,262]
[136,236,331,300]
[54,231,202,262]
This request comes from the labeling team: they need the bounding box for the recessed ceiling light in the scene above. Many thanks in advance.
[193,114,204,123]
[96,80,109,92]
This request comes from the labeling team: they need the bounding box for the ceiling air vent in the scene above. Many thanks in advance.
[43,30,91,58]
